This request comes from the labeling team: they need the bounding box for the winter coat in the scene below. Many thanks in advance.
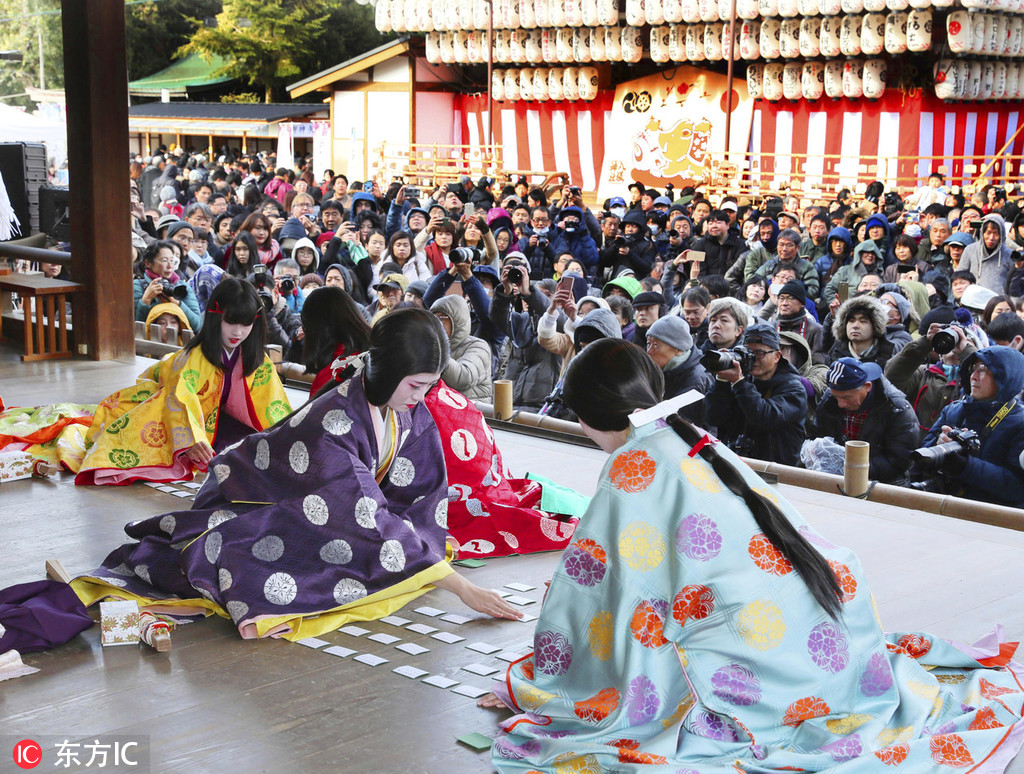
[133,275,201,332]
[884,334,976,432]
[812,375,921,483]
[689,230,745,278]
[922,345,1024,506]
[705,358,808,465]
[599,210,657,280]
[822,240,884,302]
[827,294,895,369]
[661,346,713,425]
[755,255,821,299]
[539,307,621,379]
[489,286,560,411]
[815,227,854,293]
[742,244,778,281]
[960,213,1015,294]
[778,330,829,419]
[430,295,493,401]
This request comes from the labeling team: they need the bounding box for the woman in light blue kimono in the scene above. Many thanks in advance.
[484,338,1024,772]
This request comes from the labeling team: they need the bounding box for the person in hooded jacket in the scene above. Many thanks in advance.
[515,206,561,280]
[864,212,896,266]
[779,330,829,424]
[822,238,884,304]
[824,293,894,368]
[815,226,854,303]
[920,345,1024,506]
[552,206,599,277]
[705,323,808,464]
[430,294,493,401]
[598,209,656,281]
[960,213,1015,294]
[740,218,780,281]
[876,284,914,354]
[811,358,920,484]
[644,316,711,424]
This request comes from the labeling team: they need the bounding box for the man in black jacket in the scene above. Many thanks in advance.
[811,357,920,483]
[645,315,711,423]
[705,323,808,465]
[687,209,744,277]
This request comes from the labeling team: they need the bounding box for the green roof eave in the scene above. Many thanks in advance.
[128,53,234,97]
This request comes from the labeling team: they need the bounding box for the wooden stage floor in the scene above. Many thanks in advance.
[3,346,1024,773]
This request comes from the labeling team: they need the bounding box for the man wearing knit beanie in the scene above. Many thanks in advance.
[645,316,711,422]
[763,280,825,362]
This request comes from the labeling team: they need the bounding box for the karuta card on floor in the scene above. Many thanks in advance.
[518,613,539,622]
[506,595,536,606]
[456,732,492,751]
[503,582,536,592]
[172,490,193,498]
[367,632,400,645]
[323,645,356,658]
[431,631,466,644]
[393,665,429,679]
[440,613,471,625]
[407,623,438,635]
[339,625,370,637]
[396,642,430,655]
[466,642,502,655]
[451,684,490,699]
[354,653,388,666]
[414,606,445,617]
[462,663,500,676]
[422,675,459,689]
[380,615,411,627]
[182,481,203,490]
[295,637,330,649]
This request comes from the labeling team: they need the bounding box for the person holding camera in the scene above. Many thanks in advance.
[134,240,202,331]
[553,206,599,278]
[705,323,808,465]
[914,345,1024,506]
[884,307,978,432]
[598,209,657,281]
[811,358,920,483]
[514,207,560,280]
[252,262,303,363]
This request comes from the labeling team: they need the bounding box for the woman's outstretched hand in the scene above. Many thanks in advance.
[477,692,509,709]
[435,573,524,620]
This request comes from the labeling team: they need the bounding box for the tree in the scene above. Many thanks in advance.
[125,0,221,83]
[0,0,64,109]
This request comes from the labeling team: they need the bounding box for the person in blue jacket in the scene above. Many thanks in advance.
[920,344,1024,507]
[551,206,599,278]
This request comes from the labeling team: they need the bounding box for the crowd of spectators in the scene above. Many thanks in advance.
[116,150,1024,508]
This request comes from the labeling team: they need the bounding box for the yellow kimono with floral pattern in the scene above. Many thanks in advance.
[71,347,290,485]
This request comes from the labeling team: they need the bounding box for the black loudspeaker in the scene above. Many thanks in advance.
[39,185,70,241]
[0,142,48,238]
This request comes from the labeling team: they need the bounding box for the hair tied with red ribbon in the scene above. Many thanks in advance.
[688,434,719,458]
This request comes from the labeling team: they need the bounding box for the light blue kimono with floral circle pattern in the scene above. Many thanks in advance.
[492,420,1024,773]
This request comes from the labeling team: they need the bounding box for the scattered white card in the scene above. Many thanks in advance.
[354,653,388,666]
[452,684,490,698]
[414,606,445,617]
[380,615,412,627]
[296,637,330,649]
[183,481,203,490]
[339,625,370,637]
[506,596,536,606]
[393,665,429,679]
[432,631,466,644]
[172,490,193,498]
[496,650,530,662]
[323,645,356,658]
[497,591,513,598]
[396,642,430,655]
[156,485,178,493]
[466,642,502,655]
[407,623,438,635]
[504,582,536,592]
[462,663,500,676]
[423,675,459,689]
[518,613,539,623]
[368,632,401,645]
[440,613,471,625]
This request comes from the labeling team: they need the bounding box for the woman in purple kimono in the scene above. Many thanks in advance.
[73,309,521,640]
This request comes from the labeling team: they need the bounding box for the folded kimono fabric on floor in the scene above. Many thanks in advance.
[492,420,1024,773]
[0,402,94,468]
[426,382,584,558]
[72,374,452,641]
[0,580,94,654]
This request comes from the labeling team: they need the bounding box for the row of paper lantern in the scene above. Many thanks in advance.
[934,57,1024,97]
[947,11,1024,54]
[747,59,888,99]
[492,68,602,101]
[426,27,650,64]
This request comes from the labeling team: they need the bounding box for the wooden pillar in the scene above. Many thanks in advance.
[60,0,134,360]
[208,133,214,156]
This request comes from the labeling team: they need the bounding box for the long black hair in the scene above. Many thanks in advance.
[300,286,372,375]
[563,339,664,431]
[362,308,449,406]
[665,413,843,620]
[225,231,260,279]
[183,277,267,376]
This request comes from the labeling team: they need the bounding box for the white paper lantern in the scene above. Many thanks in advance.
[596,0,617,24]
[583,0,600,24]
[649,0,667,24]
[971,13,986,55]
[783,62,803,99]
[526,29,544,62]
[717,0,733,20]
[699,0,718,21]
[501,0,521,28]
[981,60,996,99]
[740,20,761,58]
[1010,17,1023,57]
[1001,14,1014,56]
[780,19,801,56]
[651,25,672,60]
[459,0,475,30]
[431,0,449,29]
[566,0,584,25]
[1006,62,1021,99]
[840,14,863,55]
[778,0,799,16]
[534,0,550,25]
[425,31,441,63]
[574,27,593,61]
[467,31,483,63]
[947,11,972,54]
[687,23,708,58]
[548,68,565,100]
[761,18,782,58]
[705,22,725,59]
[824,59,845,97]
[555,28,574,62]
[842,59,864,98]
[592,27,608,59]
[861,13,886,54]
[863,0,885,12]
[519,68,535,100]
[820,0,842,13]
[550,0,567,24]
[737,0,759,18]
[758,0,779,16]
[389,0,405,31]
[683,0,703,23]
[563,67,581,99]
[982,14,997,55]
[994,61,1008,98]
[492,69,506,100]
[747,63,765,98]
[622,26,645,61]
[520,0,537,27]
[579,66,600,99]
[420,0,437,31]
[510,29,528,62]
[906,9,932,51]
[474,0,491,29]
[531,68,547,100]
[626,0,646,24]
[863,58,887,98]
[439,32,455,62]
[376,0,393,33]
[453,30,470,63]
[820,16,842,56]
[908,0,930,8]
[967,60,983,99]
[803,61,825,99]
[670,23,688,59]
[605,26,624,59]
[504,69,521,101]
[539,29,555,61]
[885,12,908,53]
[798,0,819,16]
[933,59,958,100]
[800,18,822,56]
[885,0,908,11]
[763,63,785,100]
[841,0,864,13]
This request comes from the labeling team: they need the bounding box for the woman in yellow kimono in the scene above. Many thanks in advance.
[72,278,291,485]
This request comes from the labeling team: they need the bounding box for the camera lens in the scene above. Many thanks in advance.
[279,277,296,294]
[932,329,957,355]
[507,267,524,285]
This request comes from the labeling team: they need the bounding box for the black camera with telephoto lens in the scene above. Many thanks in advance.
[536,237,549,249]
[701,345,757,375]
[278,276,296,294]
[507,266,525,286]
[159,279,189,300]
[931,323,962,355]
[909,428,981,473]
[451,246,481,265]
[250,265,274,313]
